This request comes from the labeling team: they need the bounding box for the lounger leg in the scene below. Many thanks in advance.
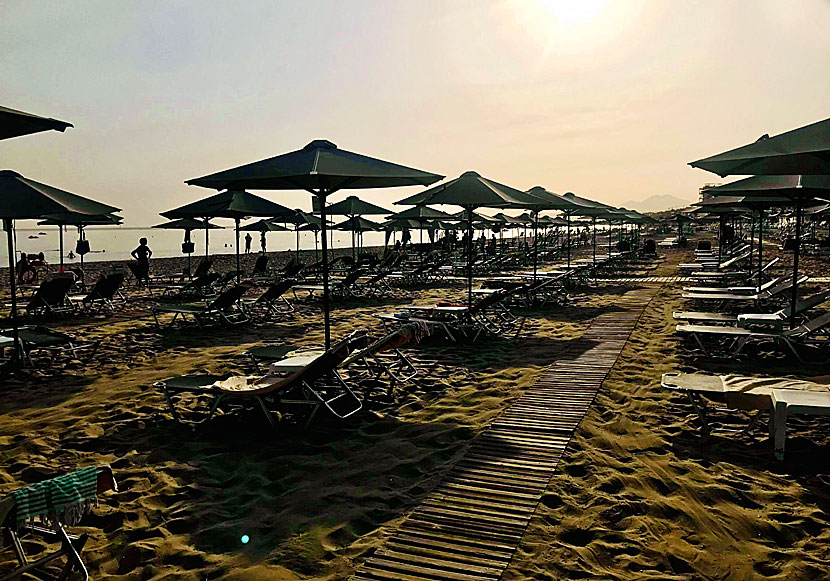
[56,524,88,581]
[773,400,788,460]
[256,397,278,430]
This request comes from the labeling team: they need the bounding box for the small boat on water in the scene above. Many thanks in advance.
[28,235,38,239]
[38,232,47,235]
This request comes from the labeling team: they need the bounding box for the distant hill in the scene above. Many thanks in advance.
[620,194,696,213]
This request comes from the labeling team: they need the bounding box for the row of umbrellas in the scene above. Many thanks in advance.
[4,104,829,361]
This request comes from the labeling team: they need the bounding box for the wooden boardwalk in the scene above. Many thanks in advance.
[353,286,660,581]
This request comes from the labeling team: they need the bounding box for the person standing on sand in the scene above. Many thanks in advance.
[245,232,252,254]
[131,237,152,279]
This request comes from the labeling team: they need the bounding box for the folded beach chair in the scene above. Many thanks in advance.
[25,277,75,317]
[242,278,296,318]
[0,465,117,581]
[155,332,367,428]
[676,311,830,362]
[152,284,251,328]
[681,275,809,306]
[673,289,830,328]
[80,272,126,313]
[689,257,780,282]
[661,372,830,459]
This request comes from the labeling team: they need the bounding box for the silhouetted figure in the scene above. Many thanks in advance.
[245,233,252,254]
[131,237,152,280]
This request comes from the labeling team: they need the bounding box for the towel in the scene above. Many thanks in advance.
[10,466,99,530]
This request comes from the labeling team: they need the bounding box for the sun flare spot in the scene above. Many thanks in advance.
[537,0,610,27]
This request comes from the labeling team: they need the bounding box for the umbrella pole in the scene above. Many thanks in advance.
[4,219,21,369]
[592,217,597,263]
[566,214,571,269]
[235,218,241,282]
[789,201,803,329]
[757,209,764,288]
[748,213,755,275]
[718,216,724,263]
[533,210,539,281]
[467,207,474,311]
[319,193,332,350]
[59,224,64,271]
[296,230,300,262]
[205,219,210,258]
[314,231,319,262]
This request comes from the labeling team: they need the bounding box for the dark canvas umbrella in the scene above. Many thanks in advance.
[185,140,442,349]
[521,187,577,278]
[387,205,453,248]
[153,218,223,277]
[689,118,830,177]
[0,104,72,141]
[0,170,118,367]
[325,195,389,258]
[39,211,122,273]
[558,192,618,266]
[240,218,290,255]
[703,175,830,326]
[161,189,292,281]
[396,171,541,308]
[283,209,322,261]
[333,216,382,254]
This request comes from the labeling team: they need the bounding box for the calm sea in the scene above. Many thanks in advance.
[0,225,485,266]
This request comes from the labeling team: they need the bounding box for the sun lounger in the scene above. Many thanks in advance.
[162,271,221,298]
[682,275,784,295]
[677,248,750,273]
[24,277,75,317]
[80,272,126,312]
[152,284,251,328]
[2,326,99,367]
[246,330,369,371]
[0,465,117,581]
[292,268,366,299]
[341,323,424,388]
[676,311,830,362]
[682,275,808,305]
[242,278,296,318]
[155,332,367,428]
[674,289,830,328]
[662,372,830,459]
[690,257,780,282]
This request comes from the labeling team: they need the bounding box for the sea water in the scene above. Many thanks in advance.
[0,225,462,266]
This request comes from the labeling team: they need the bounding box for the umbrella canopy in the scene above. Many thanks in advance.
[383,218,422,231]
[333,216,383,232]
[689,118,830,177]
[186,139,442,191]
[38,212,122,226]
[0,170,120,219]
[239,219,291,232]
[185,140,442,350]
[326,195,389,216]
[284,209,322,229]
[0,105,73,141]
[388,206,454,221]
[161,189,292,220]
[492,212,527,225]
[152,218,223,231]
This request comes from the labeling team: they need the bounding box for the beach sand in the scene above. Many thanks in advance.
[1,242,828,579]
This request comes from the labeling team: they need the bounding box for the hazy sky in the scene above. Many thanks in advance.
[2,0,829,225]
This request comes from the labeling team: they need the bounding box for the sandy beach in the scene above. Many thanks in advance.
[1,238,826,579]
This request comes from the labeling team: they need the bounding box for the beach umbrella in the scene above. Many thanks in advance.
[0,104,72,141]
[161,189,292,282]
[152,218,222,278]
[703,175,830,326]
[332,216,382,255]
[38,211,122,274]
[689,118,830,177]
[557,192,618,266]
[396,171,542,309]
[519,187,576,278]
[185,140,442,349]
[387,205,453,249]
[0,170,118,368]
[282,209,322,262]
[240,218,290,256]
[325,195,389,258]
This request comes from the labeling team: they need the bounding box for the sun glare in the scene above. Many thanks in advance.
[537,0,610,27]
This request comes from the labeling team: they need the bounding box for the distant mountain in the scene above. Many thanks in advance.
[620,194,696,213]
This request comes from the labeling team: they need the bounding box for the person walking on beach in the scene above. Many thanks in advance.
[245,232,252,254]
[131,237,152,280]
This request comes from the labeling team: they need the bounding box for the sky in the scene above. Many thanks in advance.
[1,0,829,225]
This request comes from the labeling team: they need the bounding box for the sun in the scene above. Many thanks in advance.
[537,0,610,27]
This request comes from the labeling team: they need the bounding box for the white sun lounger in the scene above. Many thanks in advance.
[662,372,830,459]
